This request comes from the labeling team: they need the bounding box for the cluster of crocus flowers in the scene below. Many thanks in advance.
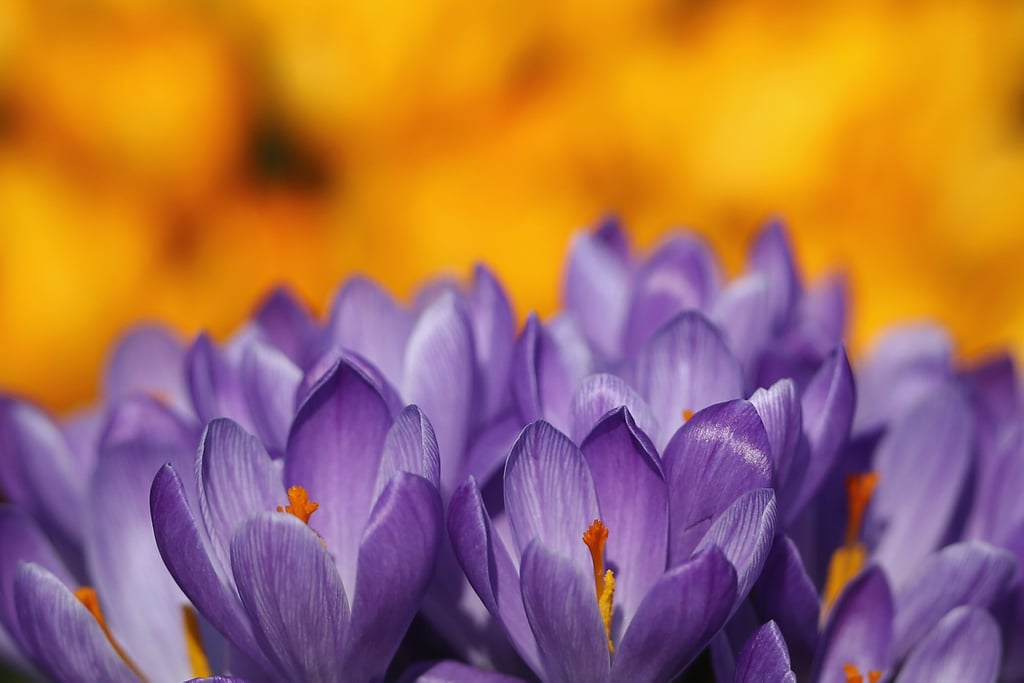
[0,218,1019,683]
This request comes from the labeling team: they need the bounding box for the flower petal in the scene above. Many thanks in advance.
[747,219,800,330]
[374,406,441,499]
[469,264,517,423]
[231,513,349,683]
[504,421,600,566]
[520,540,610,683]
[284,357,394,591]
[407,660,527,683]
[402,291,476,496]
[749,379,802,492]
[564,219,632,359]
[343,473,441,682]
[733,621,796,683]
[709,274,775,380]
[448,478,542,674]
[811,566,893,683]
[104,324,189,414]
[580,408,667,629]
[14,563,137,683]
[633,312,744,450]
[611,546,737,683]
[570,374,658,446]
[187,332,252,430]
[251,286,316,367]
[662,400,772,564]
[892,541,1015,661]
[241,342,301,456]
[896,607,1000,683]
[870,385,973,587]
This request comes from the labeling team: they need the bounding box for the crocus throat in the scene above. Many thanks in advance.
[182,604,211,677]
[822,472,879,616]
[277,485,319,524]
[582,519,616,653]
[75,587,148,681]
[844,663,882,683]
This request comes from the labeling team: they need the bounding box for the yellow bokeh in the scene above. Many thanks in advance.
[1,0,1023,410]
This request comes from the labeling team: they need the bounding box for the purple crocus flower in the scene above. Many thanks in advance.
[151,357,443,682]
[444,403,776,682]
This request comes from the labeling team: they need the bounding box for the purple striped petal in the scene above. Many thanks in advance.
[633,312,744,450]
[104,324,189,414]
[343,473,441,682]
[611,546,737,683]
[241,342,301,455]
[663,400,772,564]
[325,276,412,386]
[749,379,801,492]
[564,222,632,359]
[230,513,349,682]
[504,421,600,567]
[750,535,819,674]
[570,374,659,446]
[469,264,516,423]
[14,563,137,683]
[285,358,393,592]
[733,621,796,683]
[374,406,441,499]
[811,567,893,683]
[519,541,610,683]
[580,408,667,628]
[896,607,1000,683]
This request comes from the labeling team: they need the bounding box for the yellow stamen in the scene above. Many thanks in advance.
[74,587,148,681]
[277,485,319,524]
[682,409,694,422]
[843,664,883,683]
[823,473,880,617]
[182,605,211,677]
[582,519,616,653]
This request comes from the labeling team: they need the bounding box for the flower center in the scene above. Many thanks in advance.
[582,519,616,653]
[822,472,879,617]
[844,663,883,683]
[182,604,211,677]
[277,485,319,524]
[74,587,148,681]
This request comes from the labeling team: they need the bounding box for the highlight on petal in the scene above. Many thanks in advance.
[896,607,1001,683]
[733,621,796,683]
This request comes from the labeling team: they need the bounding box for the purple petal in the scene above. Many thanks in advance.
[469,264,517,423]
[461,415,522,488]
[580,408,667,629]
[520,541,610,683]
[504,422,600,567]
[747,219,800,330]
[870,385,973,587]
[230,513,349,682]
[325,276,412,386]
[896,607,1000,683]
[241,342,301,455]
[662,400,772,563]
[694,489,777,605]
[623,234,721,357]
[374,406,441,498]
[409,660,527,683]
[811,567,893,683]
[734,621,796,683]
[343,473,442,682]
[60,408,103,473]
[104,324,189,414]
[968,425,1024,542]
[564,223,632,359]
[750,535,820,673]
[402,291,476,495]
[612,546,737,683]
[188,678,253,683]
[98,394,197,452]
[187,332,254,432]
[14,563,137,683]
[749,379,802,492]
[197,419,285,576]
[789,346,855,520]
[448,478,543,674]
[633,312,744,450]
[709,274,775,379]
[285,357,394,592]
[251,286,316,367]
[892,541,1015,661]
[799,273,847,344]
[570,374,659,446]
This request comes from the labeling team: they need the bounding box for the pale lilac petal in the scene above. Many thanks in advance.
[197,419,285,575]
[710,274,775,379]
[811,567,893,683]
[747,219,800,330]
[14,563,138,683]
[749,379,802,492]
[694,489,777,606]
[896,607,1000,683]
[564,223,632,359]
[504,422,600,569]
[241,342,302,455]
[570,374,659,446]
[187,332,251,429]
[580,408,667,628]
[633,312,744,450]
[968,426,1024,542]
[612,547,737,683]
[99,394,197,452]
[461,415,522,488]
[662,400,772,563]
[402,291,476,495]
[230,513,349,682]
[374,406,441,499]
[469,264,517,423]
[409,660,527,683]
[733,621,796,683]
[520,541,610,683]
[871,385,973,587]
[448,478,542,673]
[325,276,412,386]
[251,286,316,367]
[799,273,847,344]
[750,535,819,673]
[343,473,441,682]
[284,358,393,592]
[60,408,103,474]
[893,541,1015,661]
[104,324,189,414]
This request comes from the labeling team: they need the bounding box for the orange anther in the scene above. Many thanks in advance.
[277,485,319,525]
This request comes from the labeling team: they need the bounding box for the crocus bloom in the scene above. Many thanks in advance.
[151,357,443,682]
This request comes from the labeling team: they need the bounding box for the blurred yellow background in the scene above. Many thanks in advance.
[1,0,1023,411]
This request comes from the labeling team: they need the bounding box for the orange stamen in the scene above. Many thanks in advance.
[277,485,319,524]
[682,409,694,422]
[182,605,211,677]
[75,587,148,681]
[843,664,883,683]
[823,472,880,617]
[582,519,616,653]
[843,472,879,546]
